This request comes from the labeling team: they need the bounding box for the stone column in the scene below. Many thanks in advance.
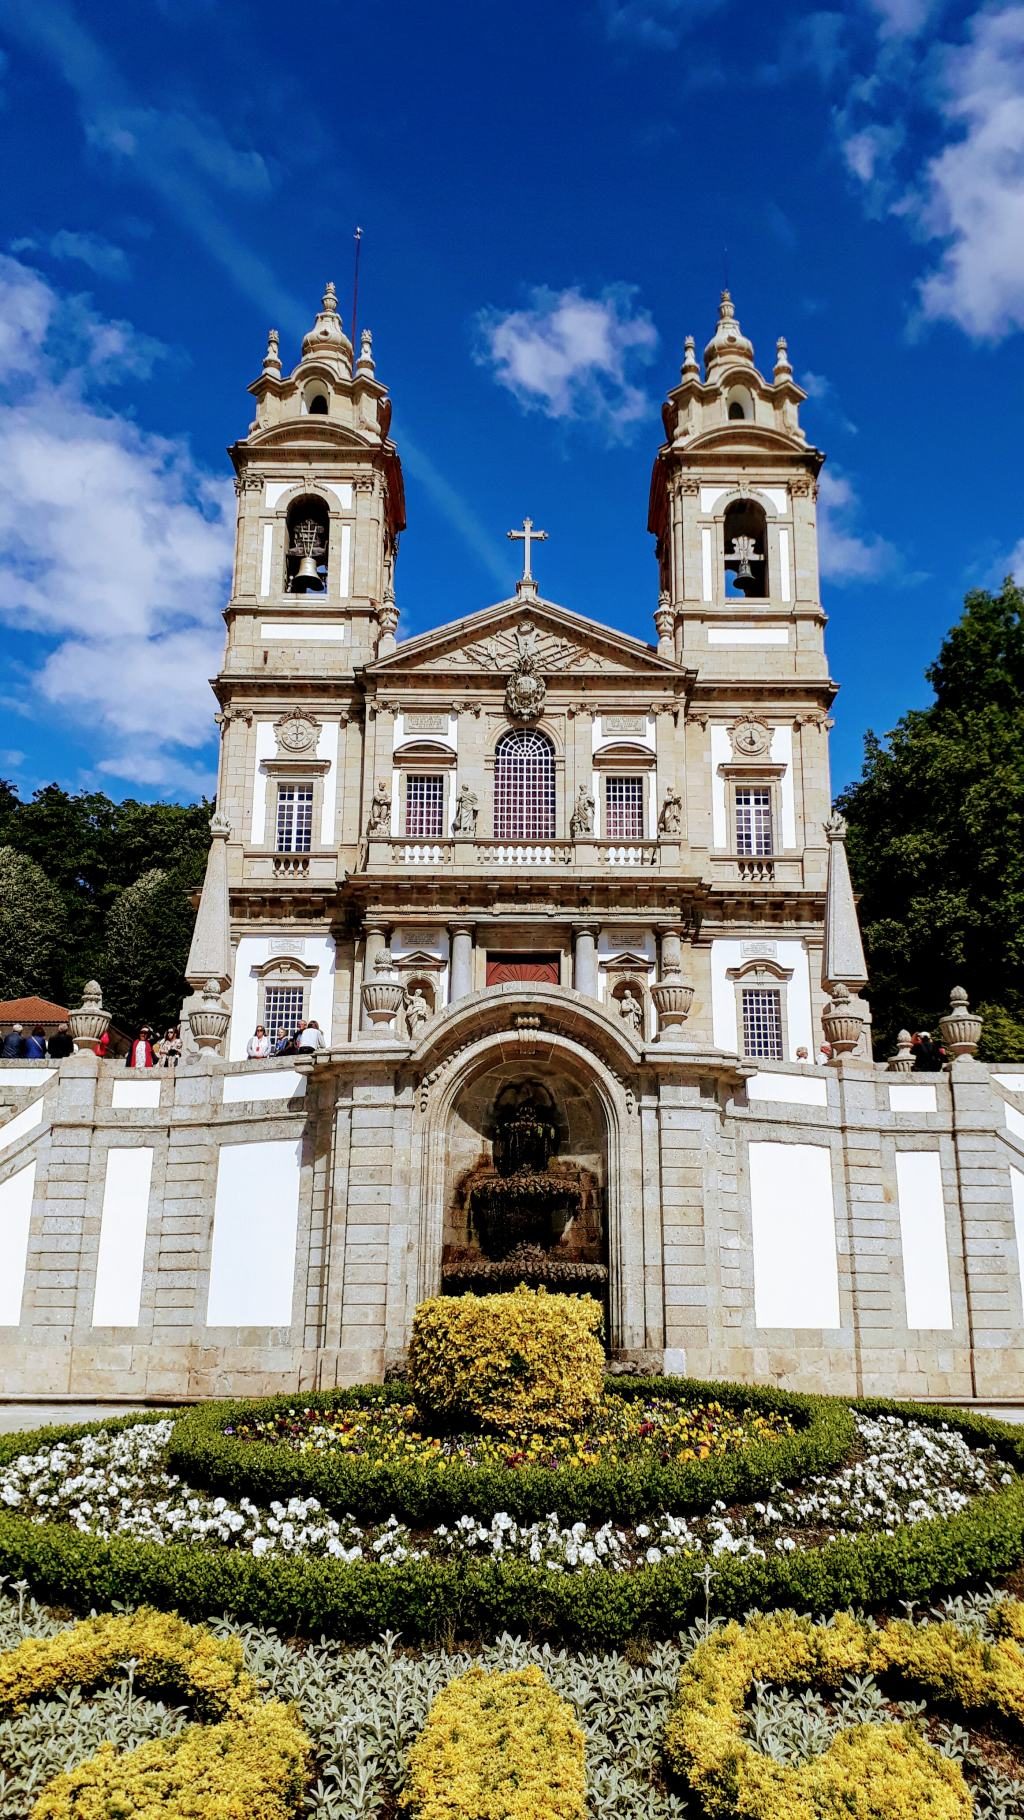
[361,924,388,1031]
[449,923,475,1002]
[572,923,599,997]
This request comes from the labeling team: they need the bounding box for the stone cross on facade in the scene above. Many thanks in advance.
[507,516,548,584]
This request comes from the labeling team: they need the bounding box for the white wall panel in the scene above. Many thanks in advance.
[222,1069,306,1103]
[0,1100,44,1155]
[747,1071,827,1107]
[111,1080,161,1109]
[228,932,336,1058]
[0,1161,35,1324]
[207,1138,302,1327]
[93,1147,153,1327]
[1011,1165,1024,1310]
[888,1084,937,1112]
[750,1140,840,1328]
[895,1150,953,1329]
[318,719,339,844]
[249,721,276,845]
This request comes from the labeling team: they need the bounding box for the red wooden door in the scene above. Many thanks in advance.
[485,955,560,986]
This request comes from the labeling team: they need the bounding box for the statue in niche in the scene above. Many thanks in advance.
[658,786,683,835]
[452,783,478,836]
[570,784,595,838]
[619,986,644,1036]
[492,1084,558,1177]
[366,780,392,836]
[405,986,431,1038]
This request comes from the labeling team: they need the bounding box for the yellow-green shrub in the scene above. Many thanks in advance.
[664,1609,976,1819]
[0,1609,311,1820]
[407,1286,604,1434]
[400,1665,586,1820]
[0,1608,253,1718]
[30,1703,310,1820]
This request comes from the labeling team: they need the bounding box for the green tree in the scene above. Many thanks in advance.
[838,578,1024,1057]
[0,846,68,1001]
[102,865,202,1034]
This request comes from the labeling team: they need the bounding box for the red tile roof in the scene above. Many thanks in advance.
[0,996,69,1022]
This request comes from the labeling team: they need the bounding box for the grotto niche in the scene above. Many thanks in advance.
[442,1077,607,1307]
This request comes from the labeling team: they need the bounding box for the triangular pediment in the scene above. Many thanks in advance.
[366,595,686,680]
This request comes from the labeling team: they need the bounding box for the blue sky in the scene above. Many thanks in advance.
[0,0,1021,800]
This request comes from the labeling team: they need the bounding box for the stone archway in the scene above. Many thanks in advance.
[408,1004,649,1357]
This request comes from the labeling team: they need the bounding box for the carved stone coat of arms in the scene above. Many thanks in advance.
[504,651,546,721]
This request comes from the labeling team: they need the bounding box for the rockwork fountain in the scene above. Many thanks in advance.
[442,1083,607,1304]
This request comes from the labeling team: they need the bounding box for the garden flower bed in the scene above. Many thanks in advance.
[2,1393,1024,1645]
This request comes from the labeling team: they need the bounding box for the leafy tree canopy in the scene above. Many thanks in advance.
[0,847,67,1003]
[0,783,210,1032]
[838,579,1024,1057]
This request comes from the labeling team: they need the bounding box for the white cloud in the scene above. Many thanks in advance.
[601,0,704,47]
[841,121,904,188]
[86,105,273,197]
[817,469,896,581]
[12,229,129,279]
[0,256,230,792]
[914,6,1024,339]
[1009,539,1024,583]
[474,284,659,439]
[801,370,859,435]
[865,0,938,37]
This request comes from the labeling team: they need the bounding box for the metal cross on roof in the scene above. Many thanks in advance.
[507,516,548,584]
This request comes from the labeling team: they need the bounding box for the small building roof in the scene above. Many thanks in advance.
[0,995,69,1022]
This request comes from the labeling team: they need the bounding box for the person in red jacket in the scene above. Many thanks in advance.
[126,1026,156,1068]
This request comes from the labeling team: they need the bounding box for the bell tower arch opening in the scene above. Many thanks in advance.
[284,493,329,593]
[723,496,768,599]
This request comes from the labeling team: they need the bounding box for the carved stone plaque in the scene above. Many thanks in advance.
[741,941,778,959]
[270,938,307,954]
[603,714,647,735]
[405,713,450,733]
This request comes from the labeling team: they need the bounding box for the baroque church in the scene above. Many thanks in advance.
[188,284,858,1073]
[4,283,1019,1404]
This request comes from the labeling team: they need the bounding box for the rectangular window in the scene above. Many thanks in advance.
[735,786,773,856]
[405,773,444,839]
[742,987,784,1061]
[276,784,314,853]
[605,776,645,841]
[263,984,305,1035]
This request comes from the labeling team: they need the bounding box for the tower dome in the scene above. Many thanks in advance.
[301,281,353,374]
[703,289,755,379]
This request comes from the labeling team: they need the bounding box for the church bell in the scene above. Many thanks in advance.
[287,516,327,593]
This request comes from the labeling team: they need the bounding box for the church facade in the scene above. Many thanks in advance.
[1,287,1022,1403]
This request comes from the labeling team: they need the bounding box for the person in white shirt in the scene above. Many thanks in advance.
[296,1019,326,1051]
[246,1025,272,1058]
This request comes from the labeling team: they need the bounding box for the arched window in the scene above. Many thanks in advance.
[726,385,753,421]
[723,497,768,599]
[493,729,555,840]
[308,393,328,415]
[284,493,329,594]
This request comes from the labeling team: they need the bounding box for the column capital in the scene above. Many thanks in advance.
[448,919,476,935]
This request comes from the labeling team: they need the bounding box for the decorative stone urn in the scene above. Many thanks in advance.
[68,980,111,1054]
[189,978,231,1053]
[887,1029,915,1073]
[361,948,405,1031]
[651,977,695,1039]
[939,985,983,1059]
[821,982,863,1057]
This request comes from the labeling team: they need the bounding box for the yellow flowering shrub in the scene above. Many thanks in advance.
[0,1609,311,1820]
[31,1703,310,1820]
[408,1286,604,1434]
[400,1665,586,1820]
[664,1609,977,1819]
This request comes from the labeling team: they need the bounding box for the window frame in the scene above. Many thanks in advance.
[492,728,557,842]
[403,772,446,840]
[275,780,315,854]
[604,773,646,842]
[726,958,794,1062]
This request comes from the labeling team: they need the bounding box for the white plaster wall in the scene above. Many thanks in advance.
[778,526,792,602]
[710,938,813,1059]
[707,627,789,646]
[889,1084,937,1112]
[592,716,655,755]
[1011,1165,1024,1309]
[321,482,353,509]
[710,725,731,847]
[747,1070,827,1107]
[1006,1102,1024,1144]
[222,1069,306,1103]
[338,522,352,597]
[264,482,289,508]
[0,1069,54,1087]
[749,1140,840,1328]
[319,720,339,844]
[228,932,336,1059]
[701,527,713,602]
[259,524,274,597]
[261,622,347,642]
[92,1147,153,1327]
[895,1150,953,1329]
[250,721,277,845]
[111,1080,161,1110]
[393,713,457,753]
[699,485,787,514]
[207,1137,302,1327]
[0,1160,35,1324]
[773,725,796,849]
[0,1100,44,1156]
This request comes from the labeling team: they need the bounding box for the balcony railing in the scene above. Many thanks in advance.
[708,853,805,886]
[376,837,663,870]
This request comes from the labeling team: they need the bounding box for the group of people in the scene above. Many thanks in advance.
[125,1027,183,1068]
[246,1020,326,1057]
[1,1022,75,1059]
[794,1030,947,1070]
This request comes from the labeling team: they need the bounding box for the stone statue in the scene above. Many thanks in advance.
[493,1087,557,1177]
[570,785,595,838]
[658,787,682,836]
[405,986,430,1038]
[619,986,644,1036]
[366,780,391,836]
[452,783,478,836]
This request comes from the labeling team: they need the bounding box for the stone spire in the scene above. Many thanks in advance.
[185,812,233,993]
[703,290,755,380]
[300,280,353,375]
[821,811,868,992]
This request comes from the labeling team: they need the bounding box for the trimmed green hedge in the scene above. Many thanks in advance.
[165,1377,855,1525]
[1,1397,1023,1645]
